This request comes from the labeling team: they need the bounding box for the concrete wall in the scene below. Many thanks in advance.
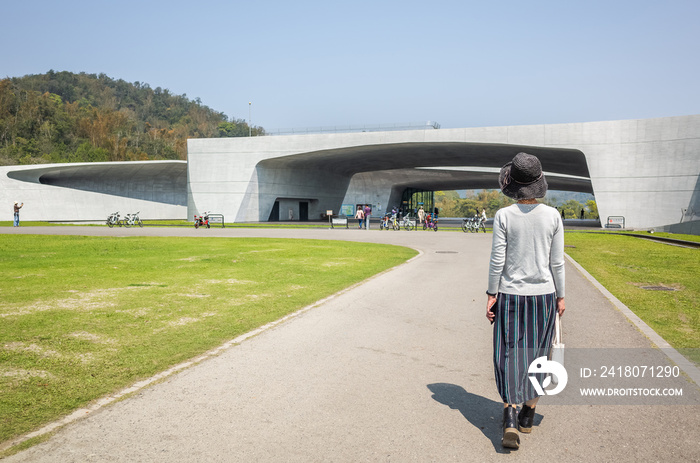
[539,116,700,229]
[654,220,700,235]
[1,161,187,222]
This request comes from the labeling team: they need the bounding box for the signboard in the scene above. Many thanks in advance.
[339,204,355,217]
[331,217,348,229]
[606,216,625,228]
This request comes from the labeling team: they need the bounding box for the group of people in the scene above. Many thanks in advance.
[353,204,372,229]
[355,205,444,230]
[354,204,491,230]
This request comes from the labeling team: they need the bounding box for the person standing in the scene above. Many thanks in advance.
[13,201,24,227]
[354,206,365,229]
[363,204,372,230]
[485,152,565,450]
[417,206,425,225]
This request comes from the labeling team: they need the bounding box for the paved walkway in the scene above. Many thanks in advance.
[2,227,699,462]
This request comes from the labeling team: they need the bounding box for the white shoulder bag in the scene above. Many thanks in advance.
[551,313,564,384]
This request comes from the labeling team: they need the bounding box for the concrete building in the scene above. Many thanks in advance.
[187,115,700,231]
[2,115,699,232]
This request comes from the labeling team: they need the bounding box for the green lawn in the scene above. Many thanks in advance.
[2,230,698,453]
[0,235,417,447]
[564,233,699,351]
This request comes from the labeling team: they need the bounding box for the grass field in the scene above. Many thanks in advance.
[1,229,698,453]
[0,235,417,447]
[564,232,699,351]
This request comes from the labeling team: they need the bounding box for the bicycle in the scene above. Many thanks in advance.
[391,213,400,231]
[106,211,121,228]
[462,216,486,233]
[122,212,143,228]
[468,216,485,233]
[194,211,210,229]
[400,214,416,231]
[379,212,400,230]
[423,214,438,231]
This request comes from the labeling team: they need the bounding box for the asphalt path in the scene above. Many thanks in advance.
[2,226,699,462]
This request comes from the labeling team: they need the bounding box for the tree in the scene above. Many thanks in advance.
[433,189,515,218]
[561,199,582,219]
[0,71,265,165]
[585,199,599,219]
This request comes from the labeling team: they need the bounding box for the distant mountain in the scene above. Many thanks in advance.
[460,189,595,204]
[544,191,595,205]
[0,71,263,165]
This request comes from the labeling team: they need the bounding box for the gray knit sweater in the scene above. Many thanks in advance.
[488,203,565,298]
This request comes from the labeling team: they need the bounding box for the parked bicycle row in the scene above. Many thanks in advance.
[462,216,487,233]
[378,210,439,231]
[106,211,142,228]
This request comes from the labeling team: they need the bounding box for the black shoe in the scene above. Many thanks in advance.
[518,404,536,433]
[502,406,520,449]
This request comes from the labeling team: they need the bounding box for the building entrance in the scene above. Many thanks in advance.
[401,188,434,219]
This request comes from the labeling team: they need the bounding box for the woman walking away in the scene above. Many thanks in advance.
[354,206,365,229]
[485,152,565,450]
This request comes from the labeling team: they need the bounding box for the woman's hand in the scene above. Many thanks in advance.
[486,295,497,324]
[556,297,565,317]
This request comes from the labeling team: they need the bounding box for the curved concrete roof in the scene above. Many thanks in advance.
[369,167,593,194]
[7,161,187,205]
[260,141,591,180]
[1,161,187,221]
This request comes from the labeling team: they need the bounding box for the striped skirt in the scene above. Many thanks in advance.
[493,292,557,404]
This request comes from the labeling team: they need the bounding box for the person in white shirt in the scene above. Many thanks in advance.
[485,152,565,450]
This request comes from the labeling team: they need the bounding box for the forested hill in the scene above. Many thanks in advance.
[0,71,264,165]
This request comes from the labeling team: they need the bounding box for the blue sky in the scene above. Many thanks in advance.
[2,0,698,131]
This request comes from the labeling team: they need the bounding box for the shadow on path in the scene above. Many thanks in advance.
[427,383,543,454]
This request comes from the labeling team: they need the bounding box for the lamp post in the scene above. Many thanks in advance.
[248,102,252,137]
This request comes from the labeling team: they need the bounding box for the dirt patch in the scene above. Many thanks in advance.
[152,312,217,333]
[1,368,56,380]
[3,342,61,359]
[68,331,116,345]
[0,286,153,318]
[205,279,256,285]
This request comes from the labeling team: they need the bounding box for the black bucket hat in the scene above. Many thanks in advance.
[499,152,548,200]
